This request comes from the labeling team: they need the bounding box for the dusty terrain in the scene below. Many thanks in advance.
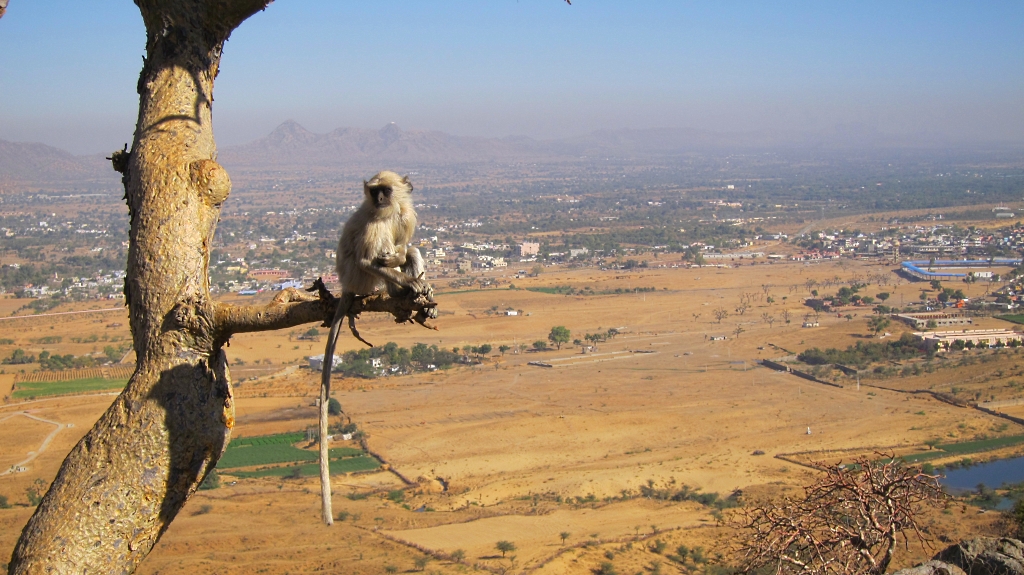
[0,258,1013,573]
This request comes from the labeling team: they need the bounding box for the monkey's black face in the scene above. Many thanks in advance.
[370,186,392,209]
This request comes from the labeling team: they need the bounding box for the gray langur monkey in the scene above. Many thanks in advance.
[317,170,431,525]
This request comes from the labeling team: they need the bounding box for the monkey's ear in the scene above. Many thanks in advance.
[402,175,413,191]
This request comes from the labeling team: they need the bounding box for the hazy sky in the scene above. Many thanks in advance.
[1,1,1022,154]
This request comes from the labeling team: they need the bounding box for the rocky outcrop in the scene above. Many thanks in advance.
[891,560,966,575]
[932,538,1024,575]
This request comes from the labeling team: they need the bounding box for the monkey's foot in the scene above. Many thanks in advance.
[308,278,439,345]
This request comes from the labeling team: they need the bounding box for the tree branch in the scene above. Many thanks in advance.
[213,278,438,346]
[206,0,275,37]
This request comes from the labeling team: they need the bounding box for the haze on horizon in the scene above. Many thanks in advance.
[1,1,1022,156]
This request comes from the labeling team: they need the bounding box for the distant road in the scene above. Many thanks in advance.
[0,307,124,322]
[0,411,65,476]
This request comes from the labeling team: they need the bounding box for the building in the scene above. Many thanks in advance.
[899,259,1021,281]
[273,279,304,290]
[916,329,1024,352]
[518,241,540,257]
[308,354,342,371]
[248,268,290,280]
[894,312,972,329]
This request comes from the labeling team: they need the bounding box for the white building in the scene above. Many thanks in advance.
[308,354,342,371]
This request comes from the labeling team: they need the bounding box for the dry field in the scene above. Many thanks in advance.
[0,257,1013,573]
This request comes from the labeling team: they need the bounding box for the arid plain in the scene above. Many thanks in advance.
[0,257,1014,574]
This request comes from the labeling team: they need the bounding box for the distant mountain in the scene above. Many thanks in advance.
[219,121,957,170]
[217,120,553,168]
[2,122,1004,189]
[0,139,110,184]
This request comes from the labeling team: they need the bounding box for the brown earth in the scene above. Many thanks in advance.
[0,258,1013,573]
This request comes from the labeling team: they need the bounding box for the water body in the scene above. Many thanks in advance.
[939,455,1024,492]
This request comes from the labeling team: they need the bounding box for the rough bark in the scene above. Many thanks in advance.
[8,3,273,573]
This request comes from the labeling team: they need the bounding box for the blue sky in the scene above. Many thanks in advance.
[1,1,1022,154]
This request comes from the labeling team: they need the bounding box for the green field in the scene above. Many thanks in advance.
[230,433,306,447]
[217,432,372,474]
[899,434,1024,464]
[12,377,128,399]
[996,314,1024,325]
[227,456,380,478]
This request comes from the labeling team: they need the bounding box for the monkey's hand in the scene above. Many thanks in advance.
[374,251,406,268]
[406,276,432,296]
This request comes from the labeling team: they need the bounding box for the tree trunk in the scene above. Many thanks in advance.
[8,2,272,573]
[8,2,440,572]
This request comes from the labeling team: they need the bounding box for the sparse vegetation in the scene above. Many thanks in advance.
[797,333,925,370]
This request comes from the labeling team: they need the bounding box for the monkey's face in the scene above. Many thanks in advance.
[368,186,393,210]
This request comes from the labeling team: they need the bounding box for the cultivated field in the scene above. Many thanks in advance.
[0,257,1013,573]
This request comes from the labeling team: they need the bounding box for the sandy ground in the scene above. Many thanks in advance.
[0,258,1015,573]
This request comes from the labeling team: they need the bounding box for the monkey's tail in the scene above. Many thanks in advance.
[319,295,350,526]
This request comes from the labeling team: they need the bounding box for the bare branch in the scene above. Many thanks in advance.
[739,453,948,575]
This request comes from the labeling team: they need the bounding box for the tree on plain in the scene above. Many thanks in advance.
[868,316,890,337]
[713,307,729,323]
[496,540,516,557]
[548,326,571,350]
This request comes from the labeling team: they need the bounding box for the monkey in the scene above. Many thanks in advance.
[317,170,431,525]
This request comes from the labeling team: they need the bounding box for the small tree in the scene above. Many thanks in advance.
[26,479,46,506]
[327,397,342,416]
[867,316,890,337]
[498,345,510,356]
[451,549,466,564]
[496,540,516,557]
[739,454,946,575]
[713,307,729,323]
[532,340,548,351]
[560,531,571,545]
[548,326,571,350]
[414,556,430,571]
